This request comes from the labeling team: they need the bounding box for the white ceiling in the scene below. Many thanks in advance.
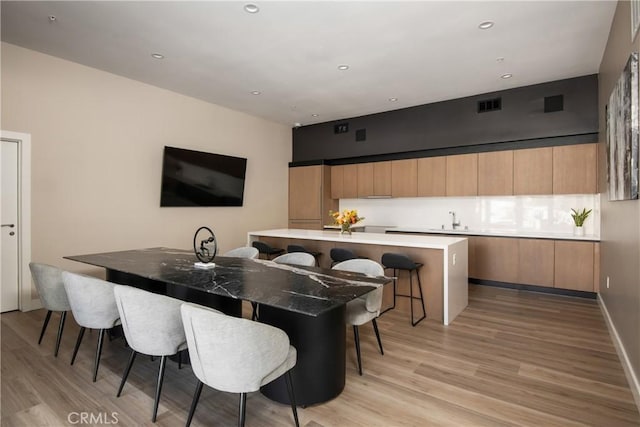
[1,1,616,127]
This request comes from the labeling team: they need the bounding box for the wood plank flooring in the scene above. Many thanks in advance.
[2,284,638,426]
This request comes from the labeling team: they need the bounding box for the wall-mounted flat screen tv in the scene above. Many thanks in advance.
[160,146,247,207]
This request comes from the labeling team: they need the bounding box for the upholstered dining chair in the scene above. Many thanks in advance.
[61,272,120,382]
[251,241,285,259]
[332,259,385,376]
[222,246,259,259]
[29,262,71,357]
[272,252,316,267]
[181,303,299,427]
[113,285,187,423]
[329,248,359,266]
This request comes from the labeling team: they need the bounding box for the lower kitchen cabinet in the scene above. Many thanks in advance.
[518,239,554,287]
[473,237,519,283]
[554,241,595,292]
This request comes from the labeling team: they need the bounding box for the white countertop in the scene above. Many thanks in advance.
[249,228,466,249]
[387,226,600,241]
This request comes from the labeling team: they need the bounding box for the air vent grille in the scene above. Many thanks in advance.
[477,97,502,113]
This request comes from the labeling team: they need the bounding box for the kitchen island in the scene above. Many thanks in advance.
[248,229,468,325]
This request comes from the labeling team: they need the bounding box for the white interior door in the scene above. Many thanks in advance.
[1,140,20,312]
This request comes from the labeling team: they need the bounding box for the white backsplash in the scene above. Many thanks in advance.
[339,194,600,237]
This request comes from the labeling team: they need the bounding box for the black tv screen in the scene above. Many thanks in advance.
[160,146,247,207]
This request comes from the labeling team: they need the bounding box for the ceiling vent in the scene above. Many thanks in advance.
[544,95,564,113]
[477,97,502,113]
[355,129,366,141]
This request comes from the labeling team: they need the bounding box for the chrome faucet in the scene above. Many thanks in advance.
[449,211,461,230]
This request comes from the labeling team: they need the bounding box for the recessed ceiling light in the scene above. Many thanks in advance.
[501,73,513,79]
[337,65,349,71]
[311,114,319,117]
[478,21,494,30]
[48,15,57,22]
[250,90,261,95]
[151,53,164,59]
[244,4,259,13]
[389,97,398,102]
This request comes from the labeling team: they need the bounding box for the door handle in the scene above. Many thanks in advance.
[1,224,15,228]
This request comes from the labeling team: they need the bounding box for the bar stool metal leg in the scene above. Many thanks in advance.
[410,268,426,326]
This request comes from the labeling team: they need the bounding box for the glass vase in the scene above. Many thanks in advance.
[340,223,352,235]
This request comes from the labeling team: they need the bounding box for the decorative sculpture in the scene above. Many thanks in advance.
[193,226,217,268]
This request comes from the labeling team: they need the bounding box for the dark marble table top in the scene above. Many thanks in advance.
[65,247,390,317]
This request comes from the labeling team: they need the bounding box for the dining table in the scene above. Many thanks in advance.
[65,247,390,406]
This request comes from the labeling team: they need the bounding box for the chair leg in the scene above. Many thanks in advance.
[185,380,204,427]
[353,325,362,376]
[117,350,137,397]
[238,392,247,427]
[92,329,106,382]
[284,371,300,427]
[412,269,427,327]
[54,311,67,357]
[38,310,52,345]
[152,355,167,422]
[372,319,384,355]
[70,327,86,365]
[251,302,258,321]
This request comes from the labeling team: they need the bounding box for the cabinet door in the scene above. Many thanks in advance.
[514,147,553,195]
[289,166,321,220]
[552,144,597,194]
[330,166,343,199]
[357,163,374,197]
[373,161,392,196]
[342,164,359,198]
[446,154,478,196]
[391,159,418,197]
[554,241,594,291]
[417,157,446,197]
[478,151,513,196]
[473,237,518,283]
[518,239,554,287]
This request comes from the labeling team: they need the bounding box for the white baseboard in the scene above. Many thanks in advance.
[598,294,640,411]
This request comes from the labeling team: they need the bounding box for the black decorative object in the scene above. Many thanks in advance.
[193,227,217,265]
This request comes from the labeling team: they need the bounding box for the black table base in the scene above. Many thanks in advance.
[259,305,346,406]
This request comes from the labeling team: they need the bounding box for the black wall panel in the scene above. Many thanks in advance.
[292,75,598,163]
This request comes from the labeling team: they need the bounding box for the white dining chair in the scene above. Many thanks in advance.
[62,272,120,382]
[181,303,299,427]
[332,259,385,375]
[29,262,71,357]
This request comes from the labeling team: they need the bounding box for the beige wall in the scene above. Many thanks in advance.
[1,43,291,287]
[598,2,640,391]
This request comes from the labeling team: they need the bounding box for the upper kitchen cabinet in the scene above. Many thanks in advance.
[331,164,358,199]
[513,147,553,195]
[478,151,514,196]
[446,153,478,196]
[417,157,446,197]
[290,165,337,229]
[357,161,392,197]
[391,159,418,197]
[552,143,597,194]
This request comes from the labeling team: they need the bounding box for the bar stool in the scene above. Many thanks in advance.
[287,244,321,266]
[252,241,285,260]
[329,248,358,266]
[381,253,426,326]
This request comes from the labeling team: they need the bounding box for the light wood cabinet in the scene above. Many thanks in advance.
[289,165,337,229]
[417,157,446,197]
[331,164,358,199]
[552,144,597,194]
[446,153,478,196]
[554,241,595,291]
[518,239,554,287]
[373,161,392,196]
[513,147,553,195]
[391,159,418,197]
[356,162,392,197]
[473,237,519,283]
[478,151,513,195]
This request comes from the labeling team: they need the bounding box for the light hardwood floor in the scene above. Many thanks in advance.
[2,285,639,426]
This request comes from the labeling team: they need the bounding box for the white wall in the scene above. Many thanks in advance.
[1,43,291,288]
[340,194,600,236]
